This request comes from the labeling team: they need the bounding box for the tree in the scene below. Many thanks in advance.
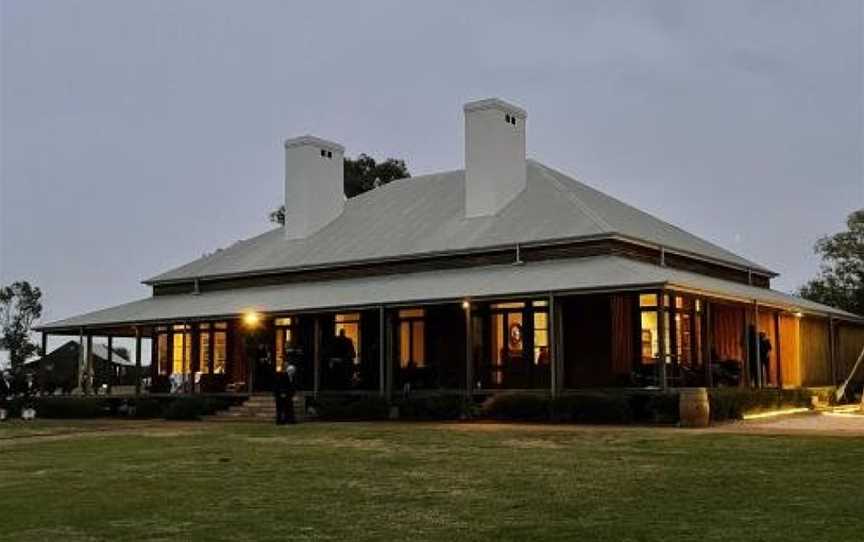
[798,209,864,316]
[0,281,43,368]
[269,153,410,225]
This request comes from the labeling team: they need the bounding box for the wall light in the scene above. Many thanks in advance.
[793,311,804,319]
[462,300,471,310]
[243,311,261,328]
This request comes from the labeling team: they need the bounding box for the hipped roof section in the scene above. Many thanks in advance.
[145,160,774,285]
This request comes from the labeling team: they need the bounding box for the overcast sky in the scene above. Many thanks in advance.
[1,0,862,343]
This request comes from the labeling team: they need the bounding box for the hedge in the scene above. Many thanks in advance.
[395,394,468,420]
[708,388,813,422]
[310,395,390,421]
[0,395,240,421]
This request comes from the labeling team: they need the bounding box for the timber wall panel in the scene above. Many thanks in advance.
[778,315,800,388]
[799,317,831,386]
[711,304,744,363]
[836,324,864,387]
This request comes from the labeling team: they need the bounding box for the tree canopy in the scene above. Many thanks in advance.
[269,153,410,225]
[798,209,864,316]
[0,281,43,368]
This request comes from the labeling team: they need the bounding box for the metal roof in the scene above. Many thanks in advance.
[146,160,773,284]
[40,256,856,333]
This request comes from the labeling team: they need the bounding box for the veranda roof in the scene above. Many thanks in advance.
[38,256,858,334]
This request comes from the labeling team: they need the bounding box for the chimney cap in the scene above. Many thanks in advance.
[284,135,345,153]
[464,98,526,119]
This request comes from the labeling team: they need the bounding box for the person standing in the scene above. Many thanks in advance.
[274,364,297,425]
[758,332,772,386]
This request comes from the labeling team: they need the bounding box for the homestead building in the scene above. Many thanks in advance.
[37,98,864,400]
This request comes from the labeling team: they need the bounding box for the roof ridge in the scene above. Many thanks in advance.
[532,162,615,233]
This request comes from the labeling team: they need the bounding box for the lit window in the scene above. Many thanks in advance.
[199,331,210,374]
[491,301,525,310]
[639,294,657,308]
[534,311,549,365]
[274,317,295,372]
[335,313,361,364]
[641,311,659,363]
[213,331,226,374]
[398,309,425,368]
[533,300,548,307]
[172,331,191,374]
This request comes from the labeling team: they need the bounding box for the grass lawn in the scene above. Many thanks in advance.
[1,420,862,541]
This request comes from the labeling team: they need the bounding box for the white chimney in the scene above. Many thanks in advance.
[464,98,527,217]
[283,135,345,239]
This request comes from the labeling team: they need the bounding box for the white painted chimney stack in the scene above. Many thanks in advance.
[464,98,527,217]
[283,135,345,239]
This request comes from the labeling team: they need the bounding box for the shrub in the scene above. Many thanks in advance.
[551,393,633,424]
[628,391,679,424]
[32,397,111,419]
[312,395,390,421]
[132,398,165,418]
[162,397,208,421]
[479,393,549,421]
[395,394,467,420]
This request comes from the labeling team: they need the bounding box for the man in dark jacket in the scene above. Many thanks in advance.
[273,364,297,425]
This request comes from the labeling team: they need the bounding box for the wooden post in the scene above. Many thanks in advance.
[705,301,713,388]
[828,317,837,386]
[78,328,85,392]
[85,334,93,395]
[378,306,386,397]
[464,300,473,398]
[549,294,564,397]
[41,332,47,358]
[774,311,783,389]
[313,316,321,399]
[134,327,142,397]
[657,292,667,390]
[753,302,762,389]
[742,306,751,388]
[385,311,394,400]
[107,335,114,395]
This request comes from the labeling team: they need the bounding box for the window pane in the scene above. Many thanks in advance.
[199,332,210,374]
[275,329,284,372]
[491,302,525,309]
[157,334,168,375]
[412,321,425,367]
[399,321,410,368]
[398,308,425,319]
[533,312,548,337]
[275,317,292,326]
[214,322,228,330]
[335,312,360,323]
[533,300,548,307]
[172,332,190,374]
[213,332,227,374]
[639,294,657,308]
[640,311,659,363]
[199,323,210,330]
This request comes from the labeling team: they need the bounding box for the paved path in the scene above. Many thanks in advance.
[713,411,864,437]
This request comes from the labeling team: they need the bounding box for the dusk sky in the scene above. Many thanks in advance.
[1,0,862,354]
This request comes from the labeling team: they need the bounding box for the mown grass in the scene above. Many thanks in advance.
[0,420,862,541]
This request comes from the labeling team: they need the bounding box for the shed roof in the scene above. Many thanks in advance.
[40,256,856,333]
[146,160,772,284]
